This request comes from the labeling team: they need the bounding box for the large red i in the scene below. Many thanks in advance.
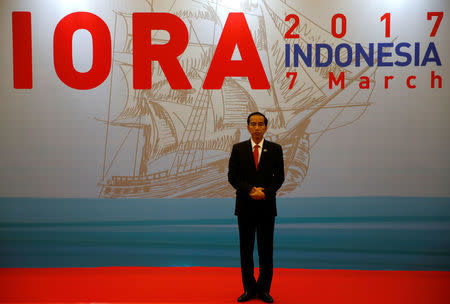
[12,12,32,89]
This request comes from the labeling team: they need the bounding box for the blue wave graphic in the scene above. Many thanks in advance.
[0,197,449,270]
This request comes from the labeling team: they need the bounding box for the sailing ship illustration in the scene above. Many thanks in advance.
[98,0,377,198]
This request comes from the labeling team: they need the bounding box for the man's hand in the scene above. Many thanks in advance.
[249,187,266,200]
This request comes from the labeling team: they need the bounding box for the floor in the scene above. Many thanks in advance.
[1,267,449,303]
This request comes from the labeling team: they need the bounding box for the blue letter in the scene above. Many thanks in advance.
[285,44,290,67]
[394,42,412,66]
[335,43,352,67]
[377,43,393,67]
[421,42,442,66]
[355,43,373,67]
[316,44,332,67]
[414,42,420,66]
[294,44,312,67]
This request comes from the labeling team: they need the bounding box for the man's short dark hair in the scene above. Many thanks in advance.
[247,112,268,126]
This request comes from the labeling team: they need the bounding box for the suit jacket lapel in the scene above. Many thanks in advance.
[245,140,256,172]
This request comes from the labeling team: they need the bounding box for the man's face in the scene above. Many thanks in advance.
[247,114,267,143]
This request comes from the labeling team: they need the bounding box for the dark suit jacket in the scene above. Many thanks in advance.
[228,139,285,217]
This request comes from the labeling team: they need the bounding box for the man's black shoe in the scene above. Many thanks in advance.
[237,291,256,302]
[258,292,274,303]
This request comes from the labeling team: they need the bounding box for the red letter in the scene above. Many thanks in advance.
[359,76,370,89]
[285,14,300,39]
[203,13,269,89]
[12,12,32,89]
[406,75,416,89]
[427,12,444,37]
[384,75,394,89]
[380,13,391,38]
[431,71,442,88]
[331,14,347,38]
[329,72,345,89]
[54,12,111,90]
[286,72,297,89]
[133,13,191,89]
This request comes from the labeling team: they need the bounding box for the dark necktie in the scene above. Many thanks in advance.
[253,144,259,170]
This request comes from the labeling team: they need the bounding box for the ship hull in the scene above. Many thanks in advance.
[100,131,310,199]
[100,158,233,198]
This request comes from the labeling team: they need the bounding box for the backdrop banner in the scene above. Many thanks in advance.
[0,0,449,270]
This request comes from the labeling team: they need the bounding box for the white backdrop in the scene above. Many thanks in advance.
[0,0,448,198]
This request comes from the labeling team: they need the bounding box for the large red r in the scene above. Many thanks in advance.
[133,13,191,89]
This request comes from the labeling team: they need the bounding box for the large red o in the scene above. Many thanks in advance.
[53,12,111,90]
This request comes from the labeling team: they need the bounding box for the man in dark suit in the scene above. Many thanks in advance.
[228,112,285,303]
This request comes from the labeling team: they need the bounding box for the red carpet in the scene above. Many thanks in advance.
[0,267,449,303]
